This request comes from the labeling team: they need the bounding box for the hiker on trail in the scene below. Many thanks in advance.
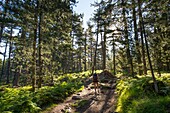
[93,72,99,94]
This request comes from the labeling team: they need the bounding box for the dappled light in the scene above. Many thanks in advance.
[0,0,169,113]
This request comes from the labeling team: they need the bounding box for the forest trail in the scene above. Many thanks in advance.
[46,71,117,113]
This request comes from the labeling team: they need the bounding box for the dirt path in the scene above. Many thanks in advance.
[46,71,117,113]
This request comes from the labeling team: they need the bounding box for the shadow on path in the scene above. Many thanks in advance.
[47,70,117,113]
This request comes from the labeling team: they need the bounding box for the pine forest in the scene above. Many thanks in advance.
[0,0,170,113]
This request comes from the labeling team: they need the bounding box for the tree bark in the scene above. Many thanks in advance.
[138,0,147,75]
[113,36,116,75]
[38,12,42,88]
[132,0,142,75]
[141,5,159,93]
[71,34,74,72]
[0,0,9,43]
[6,26,13,84]
[13,65,21,87]
[32,0,38,91]
[79,47,82,72]
[0,38,8,83]
[143,27,159,93]
[103,24,106,70]
[92,19,99,75]
[122,0,134,76]
[84,32,87,71]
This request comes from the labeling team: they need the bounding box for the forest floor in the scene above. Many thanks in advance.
[44,71,118,113]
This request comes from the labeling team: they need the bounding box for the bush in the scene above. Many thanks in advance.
[0,72,85,113]
[116,76,170,113]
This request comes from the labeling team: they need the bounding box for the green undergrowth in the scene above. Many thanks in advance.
[116,73,170,113]
[0,71,91,113]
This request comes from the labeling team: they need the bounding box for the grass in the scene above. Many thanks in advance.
[115,73,170,113]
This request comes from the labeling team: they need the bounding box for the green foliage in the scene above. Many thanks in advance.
[0,72,86,113]
[116,75,170,113]
[128,97,170,113]
[0,86,40,113]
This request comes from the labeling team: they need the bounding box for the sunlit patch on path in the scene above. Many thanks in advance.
[47,70,117,113]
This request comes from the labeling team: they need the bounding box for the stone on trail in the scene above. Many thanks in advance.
[88,88,91,90]
[98,70,117,79]
[72,95,82,100]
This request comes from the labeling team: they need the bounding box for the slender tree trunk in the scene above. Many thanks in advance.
[101,30,103,66]
[90,39,93,70]
[157,51,161,76]
[32,0,38,91]
[71,34,74,72]
[113,36,116,75]
[122,0,134,76]
[32,30,37,91]
[13,69,19,86]
[38,12,42,88]
[84,32,87,71]
[6,26,13,84]
[138,0,147,75]
[13,69,18,86]
[103,24,106,70]
[13,65,21,87]
[141,7,159,93]
[132,0,142,75]
[68,51,71,72]
[79,48,82,72]
[0,0,8,43]
[0,38,8,83]
[50,72,54,85]
[0,23,4,43]
[76,59,78,72]
[154,27,161,76]
[143,28,159,93]
[92,19,99,75]
[66,50,69,73]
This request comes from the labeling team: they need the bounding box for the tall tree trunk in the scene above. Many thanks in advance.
[6,26,13,84]
[38,12,42,88]
[141,5,159,93]
[77,59,79,72]
[103,24,106,70]
[66,50,69,73]
[71,34,74,72]
[101,31,103,67]
[32,29,37,91]
[0,38,8,83]
[92,19,99,75]
[0,0,8,43]
[143,26,159,93]
[113,36,116,75]
[122,0,134,76]
[157,50,161,76]
[13,66,21,87]
[32,0,38,91]
[79,48,82,72]
[84,32,87,71]
[90,40,93,71]
[138,0,147,75]
[132,0,142,75]
[154,27,161,76]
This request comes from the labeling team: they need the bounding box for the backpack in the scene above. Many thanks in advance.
[93,73,98,81]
